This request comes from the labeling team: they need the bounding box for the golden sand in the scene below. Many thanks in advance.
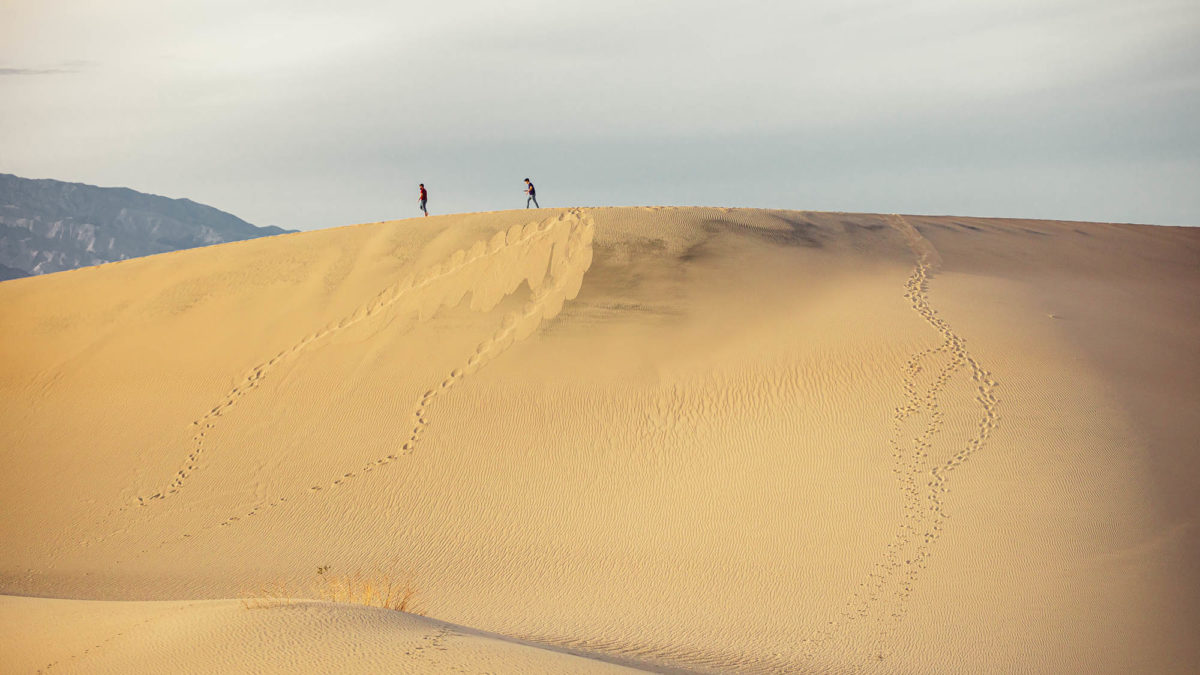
[2,208,1197,673]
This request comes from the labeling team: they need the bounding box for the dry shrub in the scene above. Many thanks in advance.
[242,566,421,615]
[319,570,420,613]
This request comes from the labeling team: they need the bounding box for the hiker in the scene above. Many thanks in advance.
[418,183,428,216]
[524,178,538,209]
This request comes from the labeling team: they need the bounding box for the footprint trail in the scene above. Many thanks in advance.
[120,209,595,550]
[789,215,999,667]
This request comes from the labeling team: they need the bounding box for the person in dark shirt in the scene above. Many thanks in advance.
[524,178,538,209]
[418,184,428,216]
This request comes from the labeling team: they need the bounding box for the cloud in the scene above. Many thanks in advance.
[0,62,86,76]
[0,1,1195,228]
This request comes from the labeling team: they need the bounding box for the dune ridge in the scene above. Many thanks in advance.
[138,208,592,506]
[8,597,654,674]
[1,207,1198,673]
[96,210,594,561]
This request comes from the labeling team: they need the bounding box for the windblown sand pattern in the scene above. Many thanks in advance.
[1,207,1197,673]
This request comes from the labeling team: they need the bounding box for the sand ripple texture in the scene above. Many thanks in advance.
[2,207,1199,673]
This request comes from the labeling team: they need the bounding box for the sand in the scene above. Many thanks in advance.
[1,207,1197,673]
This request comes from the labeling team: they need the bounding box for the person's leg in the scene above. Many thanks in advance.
[532,196,539,208]
[526,196,532,208]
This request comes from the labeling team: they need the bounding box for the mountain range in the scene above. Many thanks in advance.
[0,173,290,278]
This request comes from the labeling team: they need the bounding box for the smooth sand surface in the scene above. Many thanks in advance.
[1,207,1197,673]
[0,595,649,674]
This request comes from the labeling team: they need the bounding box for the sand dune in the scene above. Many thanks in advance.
[1,207,1197,673]
[0,595,649,674]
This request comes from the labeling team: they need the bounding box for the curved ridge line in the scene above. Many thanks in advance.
[126,211,594,553]
[131,209,587,509]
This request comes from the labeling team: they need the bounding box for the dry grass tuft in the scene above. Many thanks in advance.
[241,566,422,615]
[321,570,420,613]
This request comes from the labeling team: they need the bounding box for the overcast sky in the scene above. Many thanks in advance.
[2,0,1197,229]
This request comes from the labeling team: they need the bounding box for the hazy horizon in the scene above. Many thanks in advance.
[2,0,1197,230]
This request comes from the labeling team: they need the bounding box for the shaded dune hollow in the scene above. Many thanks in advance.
[1,207,1198,674]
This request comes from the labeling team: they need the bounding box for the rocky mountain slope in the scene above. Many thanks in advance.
[0,173,290,277]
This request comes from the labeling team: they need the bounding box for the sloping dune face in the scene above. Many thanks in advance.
[1,207,1198,673]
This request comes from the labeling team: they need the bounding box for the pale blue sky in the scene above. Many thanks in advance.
[2,0,1197,229]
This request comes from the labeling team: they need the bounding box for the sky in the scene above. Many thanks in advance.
[1,0,1198,230]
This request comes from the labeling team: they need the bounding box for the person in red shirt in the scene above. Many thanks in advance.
[418,184,428,216]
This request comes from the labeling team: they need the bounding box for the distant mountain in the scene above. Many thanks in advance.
[0,173,292,277]
[0,262,29,281]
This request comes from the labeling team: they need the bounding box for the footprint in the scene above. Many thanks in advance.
[136,212,595,551]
